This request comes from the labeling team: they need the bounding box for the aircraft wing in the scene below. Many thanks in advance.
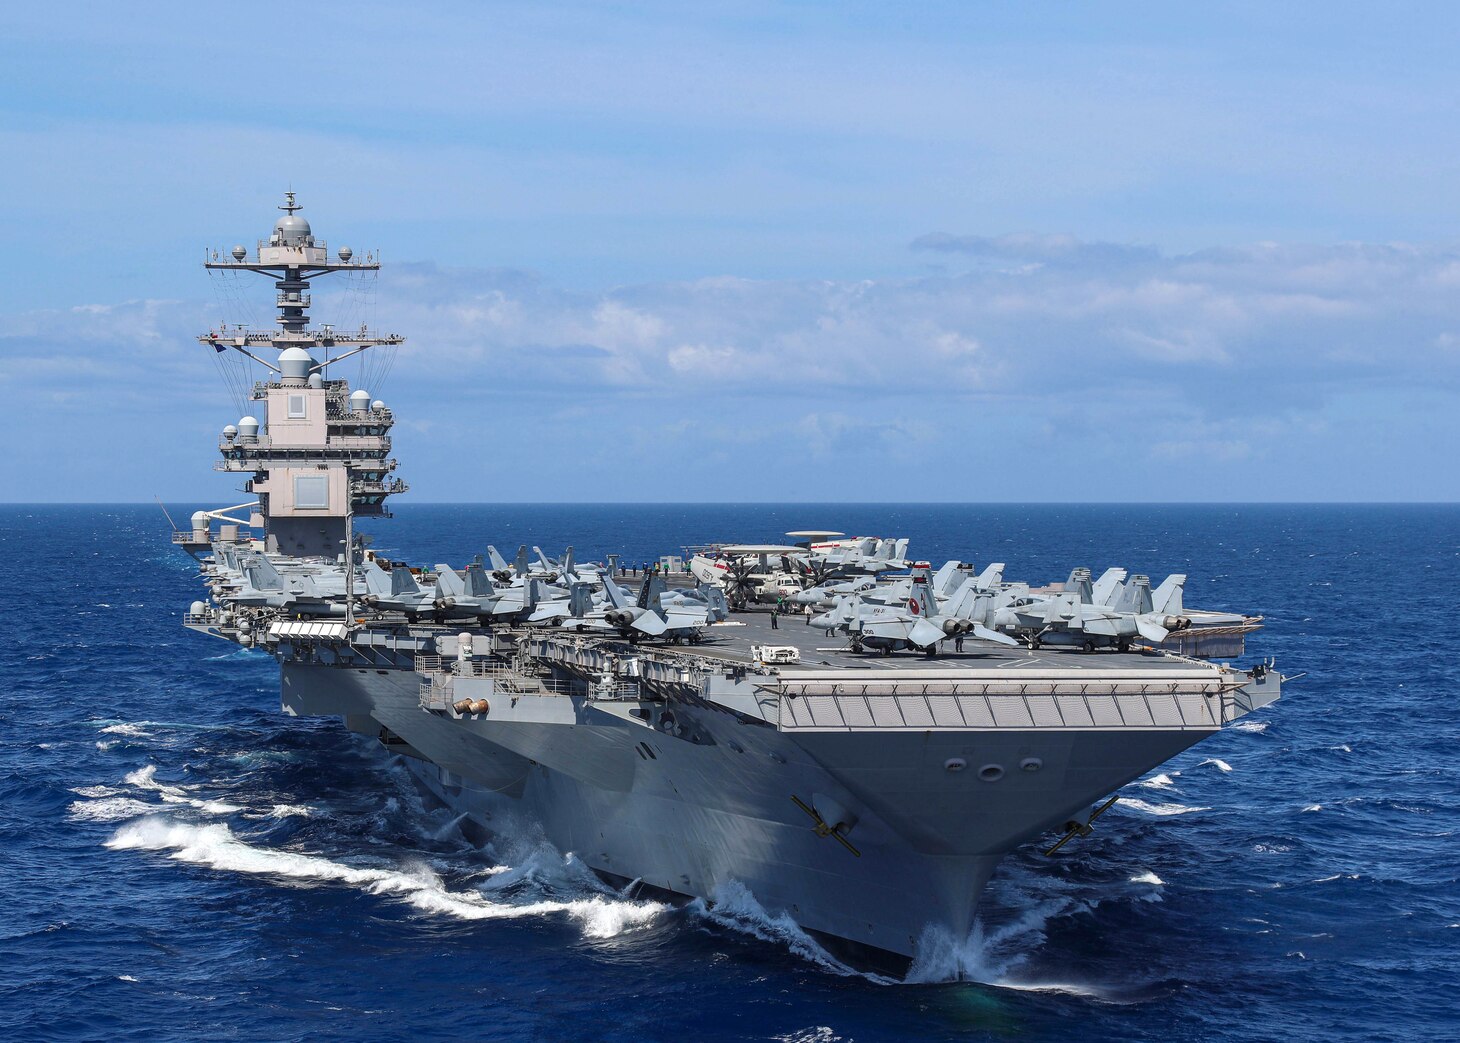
[907,618,947,648]
[1136,615,1170,644]
[631,611,668,637]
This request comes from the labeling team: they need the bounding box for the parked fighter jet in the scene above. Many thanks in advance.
[432,563,503,622]
[361,560,441,620]
[230,554,346,615]
[813,570,1017,655]
[994,573,1190,651]
[789,574,878,606]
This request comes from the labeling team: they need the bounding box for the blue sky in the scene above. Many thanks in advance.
[4,2,1460,501]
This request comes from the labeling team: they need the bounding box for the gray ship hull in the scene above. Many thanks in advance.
[281,657,1239,960]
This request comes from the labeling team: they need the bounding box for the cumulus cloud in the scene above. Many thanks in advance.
[5,235,1460,499]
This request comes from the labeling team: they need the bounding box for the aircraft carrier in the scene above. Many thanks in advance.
[172,196,1284,968]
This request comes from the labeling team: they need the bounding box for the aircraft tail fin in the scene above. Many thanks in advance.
[1092,567,1128,605]
[569,582,593,619]
[244,556,284,591]
[390,566,420,597]
[894,538,909,561]
[435,566,464,598]
[561,546,574,578]
[486,545,509,572]
[945,577,979,619]
[533,546,552,570]
[931,560,960,594]
[1123,575,1153,615]
[1151,574,1186,615]
[362,560,391,597]
[463,563,494,597]
[915,568,938,617]
[600,572,629,610]
[976,562,1005,589]
[514,545,529,578]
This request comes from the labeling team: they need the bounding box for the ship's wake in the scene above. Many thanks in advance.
[77,753,668,944]
[105,816,667,938]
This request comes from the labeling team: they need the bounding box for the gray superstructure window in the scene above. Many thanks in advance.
[288,394,307,419]
[294,475,329,509]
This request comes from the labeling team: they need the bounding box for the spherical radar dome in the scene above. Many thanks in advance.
[278,346,316,384]
[274,213,312,245]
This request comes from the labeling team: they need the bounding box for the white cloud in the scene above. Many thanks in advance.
[5,234,1460,500]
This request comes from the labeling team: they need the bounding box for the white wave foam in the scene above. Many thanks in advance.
[1302,804,1322,813]
[1139,773,1176,790]
[73,785,121,798]
[905,906,1110,997]
[1233,720,1268,733]
[1117,798,1209,817]
[106,817,665,939]
[691,880,873,980]
[773,1030,844,1043]
[264,804,313,819]
[1129,871,1165,886]
[96,741,118,752]
[100,724,153,738]
[1198,758,1233,773]
[123,765,242,816]
[117,975,138,983]
[68,797,156,823]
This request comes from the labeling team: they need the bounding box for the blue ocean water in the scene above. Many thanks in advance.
[2,502,1457,1042]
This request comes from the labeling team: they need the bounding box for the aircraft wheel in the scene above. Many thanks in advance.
[1117,637,1132,653]
[1082,639,1096,653]
[1029,637,1041,650]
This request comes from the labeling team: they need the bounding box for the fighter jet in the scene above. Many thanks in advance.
[994,573,1190,651]
[229,554,346,615]
[789,574,878,606]
[815,570,1017,656]
[361,560,440,620]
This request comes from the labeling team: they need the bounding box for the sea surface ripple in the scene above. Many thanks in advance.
[1,503,1456,1041]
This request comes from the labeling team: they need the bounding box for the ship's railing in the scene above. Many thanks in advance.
[172,530,207,545]
[254,237,329,255]
[183,612,214,625]
[354,478,408,496]
[220,434,391,451]
[414,654,589,698]
[591,681,643,701]
[420,678,453,711]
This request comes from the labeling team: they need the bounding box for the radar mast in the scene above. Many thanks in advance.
[192,193,408,566]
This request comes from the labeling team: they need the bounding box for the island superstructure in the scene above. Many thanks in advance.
[173,196,1284,968]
